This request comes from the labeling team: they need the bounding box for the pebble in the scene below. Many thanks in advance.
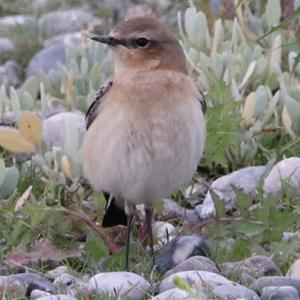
[88,271,150,300]
[250,276,300,296]
[261,286,300,300]
[164,255,219,278]
[195,166,267,219]
[151,287,189,300]
[46,266,69,279]
[157,270,233,294]
[0,60,22,87]
[152,221,176,247]
[35,295,77,300]
[222,255,281,285]
[159,198,184,221]
[154,235,210,274]
[30,289,52,299]
[264,157,300,195]
[286,259,300,278]
[212,284,260,300]
[10,273,57,296]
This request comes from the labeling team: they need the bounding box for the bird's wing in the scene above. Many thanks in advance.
[85,80,113,130]
[197,87,206,114]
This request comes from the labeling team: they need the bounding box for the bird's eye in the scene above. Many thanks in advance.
[134,37,150,48]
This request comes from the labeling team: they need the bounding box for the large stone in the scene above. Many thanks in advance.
[222,255,281,285]
[286,259,300,278]
[195,166,267,219]
[0,60,22,87]
[151,287,189,300]
[261,286,300,300]
[88,272,150,300]
[0,38,15,58]
[157,270,233,294]
[264,157,300,195]
[38,10,96,40]
[42,112,85,148]
[250,276,300,296]
[26,43,66,76]
[212,284,260,300]
[164,256,219,278]
[154,235,210,274]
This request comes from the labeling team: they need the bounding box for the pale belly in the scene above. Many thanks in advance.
[82,97,205,205]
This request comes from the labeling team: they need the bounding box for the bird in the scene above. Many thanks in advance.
[82,16,206,270]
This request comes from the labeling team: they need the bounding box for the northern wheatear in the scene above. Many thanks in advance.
[82,16,206,269]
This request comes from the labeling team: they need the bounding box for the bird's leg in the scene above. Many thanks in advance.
[125,202,134,270]
[145,206,154,260]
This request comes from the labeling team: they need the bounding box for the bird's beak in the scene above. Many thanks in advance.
[89,34,124,47]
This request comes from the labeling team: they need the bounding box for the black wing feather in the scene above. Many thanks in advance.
[86,80,113,130]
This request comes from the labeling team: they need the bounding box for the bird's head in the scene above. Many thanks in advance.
[90,17,187,74]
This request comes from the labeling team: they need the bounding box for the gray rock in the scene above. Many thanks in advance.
[36,296,77,300]
[286,259,300,278]
[46,266,69,279]
[154,235,210,274]
[0,15,36,34]
[42,112,85,148]
[44,32,82,48]
[164,256,219,278]
[30,289,52,299]
[261,286,300,300]
[159,198,184,221]
[183,209,200,225]
[0,60,22,87]
[10,273,57,296]
[0,38,15,57]
[151,287,189,300]
[152,221,176,248]
[53,273,80,288]
[27,43,66,76]
[88,272,150,300]
[223,255,281,285]
[38,10,96,40]
[264,157,300,195]
[195,166,267,219]
[158,270,233,294]
[213,284,260,300]
[251,276,300,296]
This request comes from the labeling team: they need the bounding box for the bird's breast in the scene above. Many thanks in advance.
[82,70,206,204]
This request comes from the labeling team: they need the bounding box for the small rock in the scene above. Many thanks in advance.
[0,15,36,34]
[152,221,176,247]
[30,289,52,299]
[223,255,281,285]
[53,273,80,288]
[88,272,150,300]
[0,38,15,58]
[0,275,23,297]
[264,157,300,195]
[157,270,233,294]
[213,284,260,300]
[261,286,300,300]
[42,112,85,148]
[10,273,57,296]
[26,43,66,76]
[151,287,189,300]
[195,166,267,219]
[154,235,210,274]
[164,256,219,278]
[36,295,77,300]
[0,60,22,87]
[46,266,69,279]
[159,198,184,221]
[38,10,97,40]
[183,209,200,225]
[250,276,300,296]
[286,259,300,278]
